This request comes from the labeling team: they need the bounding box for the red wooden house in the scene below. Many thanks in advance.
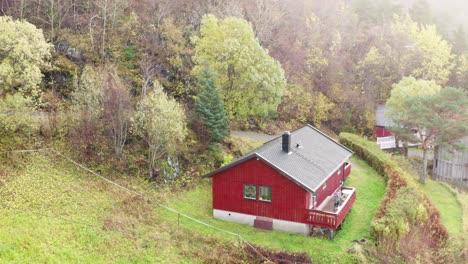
[204,125,355,236]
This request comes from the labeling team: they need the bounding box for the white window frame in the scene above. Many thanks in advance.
[244,184,256,200]
[259,186,272,202]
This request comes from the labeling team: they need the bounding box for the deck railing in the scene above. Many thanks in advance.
[305,187,356,229]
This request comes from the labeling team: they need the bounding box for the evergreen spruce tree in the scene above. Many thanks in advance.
[195,68,229,143]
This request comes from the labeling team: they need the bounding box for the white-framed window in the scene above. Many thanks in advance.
[259,186,272,202]
[244,184,256,200]
[322,181,327,190]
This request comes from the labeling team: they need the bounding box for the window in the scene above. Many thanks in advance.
[322,181,327,190]
[259,186,272,202]
[244,184,256,200]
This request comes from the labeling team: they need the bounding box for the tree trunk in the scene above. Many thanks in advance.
[148,165,153,180]
[421,147,428,184]
[394,135,400,154]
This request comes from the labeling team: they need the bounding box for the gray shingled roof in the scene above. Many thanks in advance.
[204,125,353,193]
[375,104,394,127]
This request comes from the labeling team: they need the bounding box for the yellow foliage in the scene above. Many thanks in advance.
[0,16,52,100]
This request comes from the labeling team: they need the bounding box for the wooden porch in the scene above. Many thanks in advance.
[304,187,356,230]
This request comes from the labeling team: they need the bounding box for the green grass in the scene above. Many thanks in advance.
[459,191,468,234]
[457,191,468,252]
[419,180,463,236]
[0,154,250,263]
[226,135,264,155]
[403,163,466,256]
[402,155,464,239]
[160,156,386,262]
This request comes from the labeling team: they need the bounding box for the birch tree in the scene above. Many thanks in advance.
[135,84,187,180]
[0,16,52,99]
[102,66,131,157]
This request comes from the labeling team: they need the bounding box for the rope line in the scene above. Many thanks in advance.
[3,148,268,261]
[0,148,51,154]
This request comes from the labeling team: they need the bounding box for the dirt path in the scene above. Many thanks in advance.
[230,131,277,142]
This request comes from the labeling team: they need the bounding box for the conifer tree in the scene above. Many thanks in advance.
[195,68,229,143]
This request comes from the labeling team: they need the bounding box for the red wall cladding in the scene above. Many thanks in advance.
[212,158,308,223]
[374,126,393,138]
[315,164,346,206]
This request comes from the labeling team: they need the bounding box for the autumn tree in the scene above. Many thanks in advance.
[70,65,103,156]
[392,16,455,85]
[192,14,286,121]
[194,68,229,143]
[279,84,334,128]
[32,0,73,42]
[388,86,468,184]
[157,18,193,100]
[102,66,131,157]
[0,16,52,100]
[356,46,393,102]
[243,0,284,48]
[89,0,127,56]
[135,84,187,180]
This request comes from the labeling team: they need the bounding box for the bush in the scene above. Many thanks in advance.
[0,94,41,149]
[339,133,450,261]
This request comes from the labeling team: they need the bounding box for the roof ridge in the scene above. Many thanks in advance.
[306,124,354,154]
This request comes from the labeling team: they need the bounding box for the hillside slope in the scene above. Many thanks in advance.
[0,153,251,263]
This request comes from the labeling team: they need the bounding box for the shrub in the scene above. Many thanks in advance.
[0,94,41,149]
[339,133,450,261]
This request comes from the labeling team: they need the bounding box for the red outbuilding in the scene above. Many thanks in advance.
[204,125,355,236]
[374,104,393,138]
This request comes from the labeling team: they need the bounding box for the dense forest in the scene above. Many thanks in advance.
[2,0,468,189]
[2,0,468,198]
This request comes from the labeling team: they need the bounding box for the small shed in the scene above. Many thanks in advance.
[374,104,394,138]
[374,104,419,150]
[433,137,468,187]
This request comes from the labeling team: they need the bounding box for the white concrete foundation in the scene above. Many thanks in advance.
[213,209,309,235]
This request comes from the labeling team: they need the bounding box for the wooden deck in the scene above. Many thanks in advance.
[376,136,420,149]
[318,189,352,213]
[304,187,356,230]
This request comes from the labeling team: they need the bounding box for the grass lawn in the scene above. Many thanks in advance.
[459,191,468,234]
[457,191,468,251]
[160,156,386,262]
[0,154,250,263]
[405,156,464,240]
[419,180,464,237]
[415,178,466,255]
